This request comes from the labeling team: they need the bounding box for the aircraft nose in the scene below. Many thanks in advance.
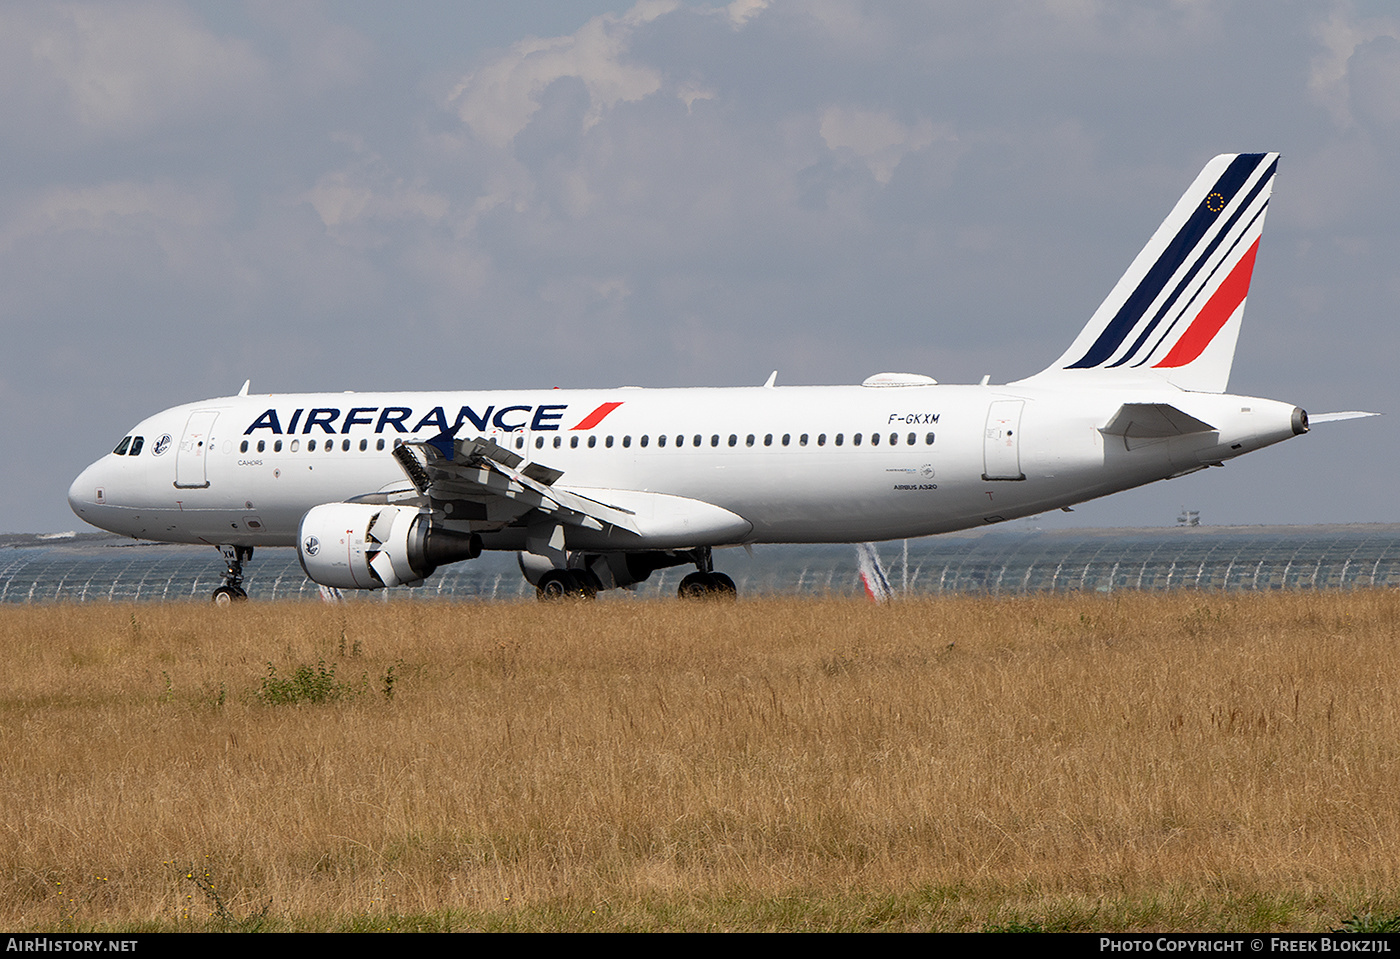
[68,461,104,518]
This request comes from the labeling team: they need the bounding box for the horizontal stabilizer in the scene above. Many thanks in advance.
[1102,403,1216,439]
[1309,411,1380,424]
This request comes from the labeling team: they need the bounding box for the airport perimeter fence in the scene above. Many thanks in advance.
[4,525,1400,603]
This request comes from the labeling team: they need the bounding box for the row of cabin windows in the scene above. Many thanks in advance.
[522,431,937,450]
[112,436,145,455]
[236,431,937,455]
[240,437,391,454]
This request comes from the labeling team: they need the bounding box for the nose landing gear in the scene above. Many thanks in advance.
[212,545,253,604]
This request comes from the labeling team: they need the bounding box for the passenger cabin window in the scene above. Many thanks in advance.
[640,435,648,448]
[308,439,318,452]
[817,433,826,446]
[588,436,597,448]
[799,434,808,446]
[258,440,266,453]
[854,433,862,446]
[622,435,631,448]
[240,440,249,453]
[275,440,284,452]
[728,434,738,447]
[746,434,755,447]
[834,433,843,446]
[926,432,935,445]
[291,440,301,452]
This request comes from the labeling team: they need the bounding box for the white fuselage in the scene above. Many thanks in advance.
[68,382,1304,551]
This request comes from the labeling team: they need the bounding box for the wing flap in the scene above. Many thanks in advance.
[393,433,641,535]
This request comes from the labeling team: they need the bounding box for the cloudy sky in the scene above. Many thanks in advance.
[5,0,1398,535]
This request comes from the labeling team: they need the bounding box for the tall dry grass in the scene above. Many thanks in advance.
[0,592,1397,931]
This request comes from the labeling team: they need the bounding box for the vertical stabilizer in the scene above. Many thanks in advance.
[1022,153,1278,393]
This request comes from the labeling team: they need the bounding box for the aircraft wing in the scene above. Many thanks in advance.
[391,432,642,535]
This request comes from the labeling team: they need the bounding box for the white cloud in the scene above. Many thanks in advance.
[1309,1,1400,127]
[10,1,266,134]
[723,0,768,28]
[447,1,679,149]
[0,180,229,253]
[307,171,450,235]
[818,105,942,185]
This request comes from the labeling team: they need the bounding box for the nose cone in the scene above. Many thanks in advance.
[68,460,104,523]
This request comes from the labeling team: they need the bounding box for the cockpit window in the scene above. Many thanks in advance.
[128,436,144,456]
[113,436,132,456]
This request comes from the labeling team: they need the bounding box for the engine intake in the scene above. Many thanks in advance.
[297,503,480,589]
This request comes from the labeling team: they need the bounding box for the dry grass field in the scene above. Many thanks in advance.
[1,591,1398,932]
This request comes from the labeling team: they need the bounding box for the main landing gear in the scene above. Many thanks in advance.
[677,570,737,599]
[212,545,253,604]
[530,546,737,601]
[677,546,736,600]
[535,567,602,600]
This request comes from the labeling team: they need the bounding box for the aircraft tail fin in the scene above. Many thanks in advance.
[1023,153,1279,393]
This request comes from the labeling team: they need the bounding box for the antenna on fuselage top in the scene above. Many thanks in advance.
[238,379,250,396]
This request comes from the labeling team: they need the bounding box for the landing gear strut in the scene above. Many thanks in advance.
[212,545,253,604]
[677,547,736,600]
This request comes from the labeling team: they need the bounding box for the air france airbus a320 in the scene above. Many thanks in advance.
[69,154,1373,602]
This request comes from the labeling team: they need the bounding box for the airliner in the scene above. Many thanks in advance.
[67,153,1373,601]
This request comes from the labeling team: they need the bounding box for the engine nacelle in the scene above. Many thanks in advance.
[298,503,480,590]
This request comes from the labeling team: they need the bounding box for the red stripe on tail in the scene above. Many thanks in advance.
[1154,239,1259,369]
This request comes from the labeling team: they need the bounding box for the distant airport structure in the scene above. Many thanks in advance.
[4,525,1400,603]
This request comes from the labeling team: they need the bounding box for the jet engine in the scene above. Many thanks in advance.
[297,503,480,589]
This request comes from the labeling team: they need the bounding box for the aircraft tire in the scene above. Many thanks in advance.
[678,571,737,600]
[212,585,248,605]
[709,572,737,598]
[677,572,709,599]
[562,568,596,599]
[537,569,598,601]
